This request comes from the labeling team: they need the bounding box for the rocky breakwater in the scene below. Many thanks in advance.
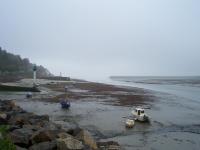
[0,100,121,150]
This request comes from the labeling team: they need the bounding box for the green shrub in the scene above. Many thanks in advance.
[0,125,16,150]
[0,125,10,136]
[0,138,16,150]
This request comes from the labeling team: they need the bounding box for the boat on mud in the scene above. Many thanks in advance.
[131,107,149,122]
[125,119,135,128]
[26,92,32,98]
[60,99,70,109]
[60,86,70,109]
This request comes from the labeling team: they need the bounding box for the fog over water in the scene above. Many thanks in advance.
[0,0,200,79]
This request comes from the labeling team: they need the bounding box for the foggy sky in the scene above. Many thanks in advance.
[0,0,200,79]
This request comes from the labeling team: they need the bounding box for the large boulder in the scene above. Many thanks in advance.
[0,112,8,124]
[29,115,49,126]
[8,113,33,126]
[28,140,57,150]
[22,124,42,132]
[16,146,28,150]
[8,125,21,132]
[67,127,83,136]
[0,100,18,111]
[9,101,24,112]
[43,122,62,130]
[75,129,97,150]
[30,129,57,144]
[0,112,7,119]
[57,132,72,139]
[8,113,49,127]
[8,100,17,108]
[56,136,84,150]
[8,128,34,147]
[97,141,121,150]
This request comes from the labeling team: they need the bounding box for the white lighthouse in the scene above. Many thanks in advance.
[33,65,37,86]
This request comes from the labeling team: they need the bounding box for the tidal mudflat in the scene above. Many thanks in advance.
[1,78,200,150]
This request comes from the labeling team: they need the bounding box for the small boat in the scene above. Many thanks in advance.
[125,119,135,128]
[26,92,32,98]
[131,107,149,122]
[60,100,70,109]
[60,86,70,109]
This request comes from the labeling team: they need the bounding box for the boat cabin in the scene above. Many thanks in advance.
[135,108,145,116]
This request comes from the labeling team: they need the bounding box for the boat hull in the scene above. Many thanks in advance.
[60,100,70,109]
[132,111,149,122]
[125,119,135,128]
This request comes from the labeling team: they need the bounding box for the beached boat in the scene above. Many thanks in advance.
[60,100,70,109]
[60,86,70,109]
[131,107,149,122]
[125,119,135,128]
[26,92,32,98]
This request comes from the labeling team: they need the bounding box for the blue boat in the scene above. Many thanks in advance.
[60,86,70,109]
[60,100,70,109]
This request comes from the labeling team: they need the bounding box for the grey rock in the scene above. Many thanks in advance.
[29,140,57,150]
[8,125,21,132]
[0,112,8,124]
[29,115,49,126]
[0,100,19,112]
[22,124,42,132]
[8,112,49,127]
[30,129,57,144]
[75,129,97,150]
[56,136,84,150]
[97,141,121,150]
[43,122,62,130]
[57,132,72,139]
[8,127,34,146]
[67,127,82,136]
[0,112,7,119]
[16,145,28,150]
[8,113,33,126]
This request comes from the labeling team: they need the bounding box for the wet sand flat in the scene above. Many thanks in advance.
[1,78,200,150]
[42,81,155,107]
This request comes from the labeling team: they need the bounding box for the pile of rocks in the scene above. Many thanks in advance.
[0,100,121,150]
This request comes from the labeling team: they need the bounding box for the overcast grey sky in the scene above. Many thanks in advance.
[0,0,200,79]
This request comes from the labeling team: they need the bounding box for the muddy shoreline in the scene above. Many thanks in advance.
[0,78,156,150]
[41,80,155,107]
[2,78,199,149]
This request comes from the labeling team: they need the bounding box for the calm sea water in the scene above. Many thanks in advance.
[109,76,200,101]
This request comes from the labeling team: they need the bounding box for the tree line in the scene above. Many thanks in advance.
[0,47,52,77]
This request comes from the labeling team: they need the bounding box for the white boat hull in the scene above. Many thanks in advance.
[125,119,135,128]
[131,111,149,122]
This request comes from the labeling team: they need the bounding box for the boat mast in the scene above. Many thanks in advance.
[33,65,37,86]
[65,86,68,99]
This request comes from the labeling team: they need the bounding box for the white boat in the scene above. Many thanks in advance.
[125,119,135,128]
[131,107,149,122]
